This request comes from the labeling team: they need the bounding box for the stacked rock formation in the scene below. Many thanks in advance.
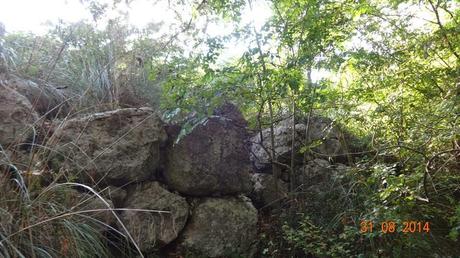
[248,114,357,214]
[0,74,357,257]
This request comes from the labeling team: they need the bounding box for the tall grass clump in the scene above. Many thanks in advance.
[0,122,142,258]
[1,19,165,115]
[0,154,116,258]
[0,97,152,258]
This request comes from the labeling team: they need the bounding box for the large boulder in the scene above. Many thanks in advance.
[6,76,71,119]
[250,115,346,171]
[249,173,288,209]
[0,85,39,147]
[298,158,349,189]
[298,158,336,187]
[178,197,258,257]
[164,115,252,196]
[121,182,189,252]
[48,108,167,185]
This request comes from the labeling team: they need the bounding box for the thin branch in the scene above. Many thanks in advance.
[428,0,460,60]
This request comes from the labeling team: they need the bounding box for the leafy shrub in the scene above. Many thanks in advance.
[282,216,360,257]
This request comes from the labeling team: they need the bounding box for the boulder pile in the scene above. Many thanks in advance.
[48,107,167,185]
[0,74,357,257]
[46,105,257,257]
[249,115,356,210]
[0,77,258,257]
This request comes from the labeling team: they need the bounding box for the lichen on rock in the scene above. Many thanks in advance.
[164,115,252,196]
[121,181,189,251]
[178,196,258,258]
[48,107,167,185]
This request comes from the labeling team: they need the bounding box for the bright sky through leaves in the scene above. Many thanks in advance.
[0,0,443,82]
[0,0,272,67]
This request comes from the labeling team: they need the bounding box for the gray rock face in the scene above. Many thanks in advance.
[250,115,344,171]
[298,158,333,186]
[7,76,71,119]
[48,108,167,185]
[164,116,252,196]
[298,159,349,187]
[0,85,39,147]
[179,197,258,257]
[121,182,189,251]
[250,173,288,209]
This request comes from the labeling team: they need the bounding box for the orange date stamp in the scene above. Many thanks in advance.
[359,221,430,234]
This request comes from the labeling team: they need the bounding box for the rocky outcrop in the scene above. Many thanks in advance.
[250,173,288,209]
[251,116,346,171]
[164,115,252,196]
[6,76,71,119]
[0,74,70,172]
[121,182,189,251]
[0,85,39,147]
[297,159,349,189]
[298,158,334,186]
[178,197,258,257]
[0,76,372,257]
[48,108,167,185]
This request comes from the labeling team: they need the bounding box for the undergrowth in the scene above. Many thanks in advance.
[0,164,110,257]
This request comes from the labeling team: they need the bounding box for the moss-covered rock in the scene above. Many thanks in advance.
[0,85,39,147]
[178,196,258,257]
[121,182,189,252]
[164,115,252,196]
[48,108,167,185]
